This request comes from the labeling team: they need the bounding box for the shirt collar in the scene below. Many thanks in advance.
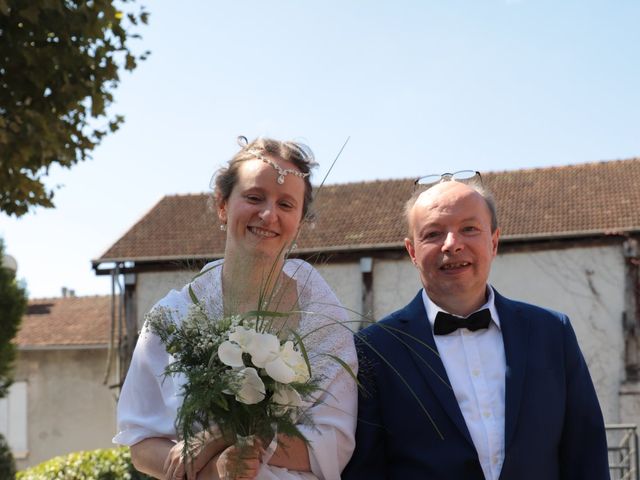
[422,286,501,332]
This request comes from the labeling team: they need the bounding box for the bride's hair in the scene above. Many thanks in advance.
[212,136,318,220]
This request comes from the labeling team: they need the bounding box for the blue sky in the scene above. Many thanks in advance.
[1,0,639,298]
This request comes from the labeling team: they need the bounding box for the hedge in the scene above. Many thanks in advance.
[0,433,16,479]
[17,446,152,480]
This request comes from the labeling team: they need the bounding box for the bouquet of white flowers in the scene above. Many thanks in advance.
[146,292,322,469]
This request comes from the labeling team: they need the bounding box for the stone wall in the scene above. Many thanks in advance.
[14,348,117,469]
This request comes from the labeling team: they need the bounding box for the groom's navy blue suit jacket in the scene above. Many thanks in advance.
[343,290,610,480]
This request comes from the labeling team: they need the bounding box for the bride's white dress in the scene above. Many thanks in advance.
[114,259,358,480]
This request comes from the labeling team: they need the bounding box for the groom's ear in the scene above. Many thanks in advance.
[491,227,500,257]
[405,237,417,265]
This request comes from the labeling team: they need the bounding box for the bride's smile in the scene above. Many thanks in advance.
[217,155,305,262]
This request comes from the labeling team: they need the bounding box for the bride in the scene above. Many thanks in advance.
[113,137,358,480]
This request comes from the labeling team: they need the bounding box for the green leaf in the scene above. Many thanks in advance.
[190,263,221,282]
[0,240,27,399]
[18,6,40,23]
[0,1,149,217]
[213,394,229,411]
[321,353,359,388]
[242,309,290,319]
[0,0,10,16]
[125,53,136,70]
[188,285,199,305]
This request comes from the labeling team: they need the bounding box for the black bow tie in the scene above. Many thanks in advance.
[433,309,492,336]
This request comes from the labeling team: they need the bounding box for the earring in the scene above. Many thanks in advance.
[291,243,298,250]
[220,224,227,231]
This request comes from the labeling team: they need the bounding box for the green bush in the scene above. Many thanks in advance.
[0,433,16,479]
[17,446,152,480]
[0,238,28,399]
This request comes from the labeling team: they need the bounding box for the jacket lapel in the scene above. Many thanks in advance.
[397,292,475,448]
[494,291,529,450]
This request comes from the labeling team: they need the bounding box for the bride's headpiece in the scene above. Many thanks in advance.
[238,136,310,185]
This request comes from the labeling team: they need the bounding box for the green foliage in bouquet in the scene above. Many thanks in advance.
[0,433,16,480]
[16,446,152,480]
[147,297,321,452]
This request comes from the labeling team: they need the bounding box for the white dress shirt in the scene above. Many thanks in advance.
[422,287,506,480]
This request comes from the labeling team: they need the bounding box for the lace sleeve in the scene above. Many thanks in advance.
[286,260,359,479]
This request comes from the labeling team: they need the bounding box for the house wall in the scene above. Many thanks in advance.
[372,259,423,318]
[131,243,627,425]
[316,259,423,327]
[14,348,118,470]
[136,269,200,328]
[490,245,626,425]
[314,262,363,328]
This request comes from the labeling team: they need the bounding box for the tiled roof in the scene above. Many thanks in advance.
[484,159,640,238]
[15,295,114,348]
[96,158,640,263]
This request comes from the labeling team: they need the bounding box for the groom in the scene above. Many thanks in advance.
[343,178,609,479]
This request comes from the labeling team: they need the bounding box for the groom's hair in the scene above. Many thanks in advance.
[403,181,499,238]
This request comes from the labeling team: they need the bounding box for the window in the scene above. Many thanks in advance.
[0,381,28,458]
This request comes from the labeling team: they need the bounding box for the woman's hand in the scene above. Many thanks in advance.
[162,429,231,480]
[215,442,263,480]
[163,440,203,480]
[267,434,310,472]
